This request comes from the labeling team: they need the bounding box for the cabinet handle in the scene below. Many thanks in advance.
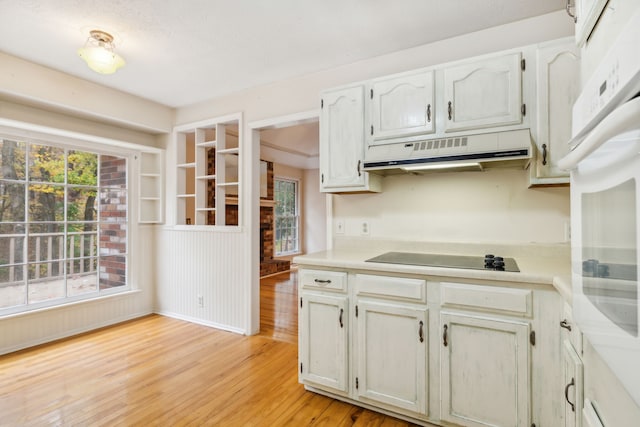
[443,324,448,347]
[566,0,577,23]
[426,104,431,123]
[314,279,331,284]
[542,144,548,166]
[447,101,452,120]
[357,160,361,177]
[419,320,424,343]
[560,319,572,331]
[339,308,344,328]
[564,377,576,412]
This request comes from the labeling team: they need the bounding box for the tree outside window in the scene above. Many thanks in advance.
[0,137,129,314]
[275,178,299,256]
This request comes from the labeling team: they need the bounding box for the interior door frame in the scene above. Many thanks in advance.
[246,109,329,334]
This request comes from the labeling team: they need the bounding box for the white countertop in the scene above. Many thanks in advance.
[294,246,573,303]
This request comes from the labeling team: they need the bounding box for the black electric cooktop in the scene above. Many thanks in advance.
[365,252,520,272]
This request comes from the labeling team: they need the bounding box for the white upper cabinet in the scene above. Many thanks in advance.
[320,85,381,193]
[531,38,580,185]
[370,70,435,142]
[443,52,523,133]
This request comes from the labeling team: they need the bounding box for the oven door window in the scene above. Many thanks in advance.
[581,178,638,336]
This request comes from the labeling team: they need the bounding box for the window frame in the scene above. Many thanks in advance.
[0,129,137,317]
[274,177,300,256]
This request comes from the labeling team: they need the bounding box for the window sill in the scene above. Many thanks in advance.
[0,289,142,321]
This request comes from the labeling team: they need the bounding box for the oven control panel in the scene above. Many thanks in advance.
[571,7,640,146]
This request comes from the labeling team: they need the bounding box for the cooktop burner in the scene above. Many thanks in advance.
[365,252,520,272]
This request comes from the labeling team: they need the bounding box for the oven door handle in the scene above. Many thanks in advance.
[558,97,640,171]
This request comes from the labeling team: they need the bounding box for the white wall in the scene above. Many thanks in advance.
[0,52,173,134]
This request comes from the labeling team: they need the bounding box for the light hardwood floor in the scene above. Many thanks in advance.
[0,271,425,426]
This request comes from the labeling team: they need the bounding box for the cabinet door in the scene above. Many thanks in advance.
[562,340,584,427]
[320,85,368,192]
[356,300,428,414]
[443,52,523,133]
[440,312,530,427]
[532,40,580,182]
[370,70,435,141]
[299,292,348,393]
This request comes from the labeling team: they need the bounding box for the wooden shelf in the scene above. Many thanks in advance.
[217,147,239,155]
[197,140,217,148]
[175,114,242,226]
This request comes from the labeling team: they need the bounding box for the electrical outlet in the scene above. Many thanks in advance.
[197,295,204,307]
[361,221,370,236]
[336,220,345,234]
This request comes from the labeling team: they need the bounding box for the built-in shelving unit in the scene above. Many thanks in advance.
[138,150,164,223]
[174,113,242,226]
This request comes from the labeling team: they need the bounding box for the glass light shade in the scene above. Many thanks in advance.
[78,46,125,74]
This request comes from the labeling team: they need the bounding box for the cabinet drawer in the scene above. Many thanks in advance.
[300,269,347,292]
[355,274,426,302]
[440,282,532,316]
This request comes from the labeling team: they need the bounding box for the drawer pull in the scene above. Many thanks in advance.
[564,377,576,412]
[419,320,424,343]
[560,319,572,331]
[339,308,344,328]
[443,324,448,347]
[314,279,332,284]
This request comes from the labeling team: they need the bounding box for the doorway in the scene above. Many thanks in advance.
[249,111,326,338]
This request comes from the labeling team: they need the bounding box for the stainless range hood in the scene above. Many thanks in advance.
[362,129,532,173]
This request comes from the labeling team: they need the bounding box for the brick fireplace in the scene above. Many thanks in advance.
[258,161,290,277]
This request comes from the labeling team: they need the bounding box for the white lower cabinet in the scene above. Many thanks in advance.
[440,312,531,427]
[297,268,560,426]
[299,271,349,394]
[355,300,428,414]
[562,339,584,427]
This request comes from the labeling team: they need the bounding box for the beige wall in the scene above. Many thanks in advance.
[334,169,569,245]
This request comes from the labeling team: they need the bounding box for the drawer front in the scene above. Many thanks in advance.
[440,282,532,316]
[300,269,347,292]
[355,274,426,302]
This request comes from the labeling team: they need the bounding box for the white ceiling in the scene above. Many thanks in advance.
[0,0,564,109]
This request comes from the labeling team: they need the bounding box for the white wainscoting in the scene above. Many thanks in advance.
[155,227,248,334]
[0,225,156,356]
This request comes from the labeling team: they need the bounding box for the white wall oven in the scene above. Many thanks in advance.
[559,8,640,407]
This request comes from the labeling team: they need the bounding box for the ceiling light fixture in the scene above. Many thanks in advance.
[77,30,125,75]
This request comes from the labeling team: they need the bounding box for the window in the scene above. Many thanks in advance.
[275,178,299,255]
[0,137,129,314]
